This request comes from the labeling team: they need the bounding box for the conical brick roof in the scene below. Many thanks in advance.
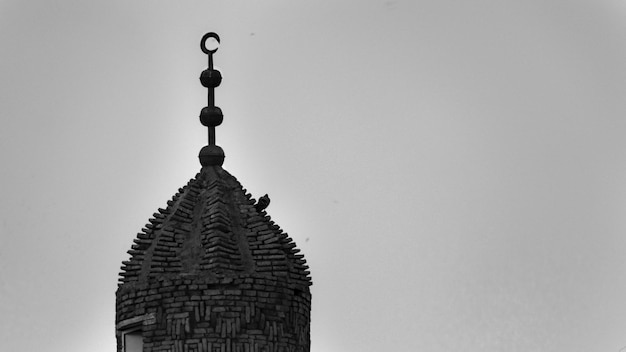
[118,165,311,288]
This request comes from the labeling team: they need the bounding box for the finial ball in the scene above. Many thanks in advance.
[199,145,225,166]
[200,106,224,126]
[200,69,222,88]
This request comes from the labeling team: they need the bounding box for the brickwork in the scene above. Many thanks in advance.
[116,165,311,352]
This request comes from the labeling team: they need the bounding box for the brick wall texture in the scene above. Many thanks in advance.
[116,166,311,352]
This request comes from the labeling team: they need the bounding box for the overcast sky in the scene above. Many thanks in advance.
[2,1,626,351]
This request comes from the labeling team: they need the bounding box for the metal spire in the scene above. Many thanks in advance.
[198,32,225,166]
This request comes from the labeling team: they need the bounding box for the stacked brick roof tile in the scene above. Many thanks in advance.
[118,165,311,288]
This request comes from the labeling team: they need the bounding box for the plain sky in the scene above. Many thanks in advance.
[2,1,626,351]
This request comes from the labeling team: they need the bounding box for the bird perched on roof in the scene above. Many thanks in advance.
[255,194,270,212]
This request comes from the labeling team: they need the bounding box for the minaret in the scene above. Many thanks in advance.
[115,33,312,352]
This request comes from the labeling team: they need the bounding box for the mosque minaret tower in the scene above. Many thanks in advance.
[115,33,312,352]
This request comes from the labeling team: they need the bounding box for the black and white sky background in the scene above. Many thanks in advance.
[2,1,626,351]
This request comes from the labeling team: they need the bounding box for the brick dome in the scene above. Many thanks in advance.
[115,165,311,352]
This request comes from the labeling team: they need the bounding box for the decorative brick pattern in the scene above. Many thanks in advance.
[116,166,311,352]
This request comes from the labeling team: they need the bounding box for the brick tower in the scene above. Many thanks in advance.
[115,33,312,352]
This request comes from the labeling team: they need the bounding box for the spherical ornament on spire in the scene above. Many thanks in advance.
[200,69,222,88]
[199,145,225,166]
[200,106,223,126]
